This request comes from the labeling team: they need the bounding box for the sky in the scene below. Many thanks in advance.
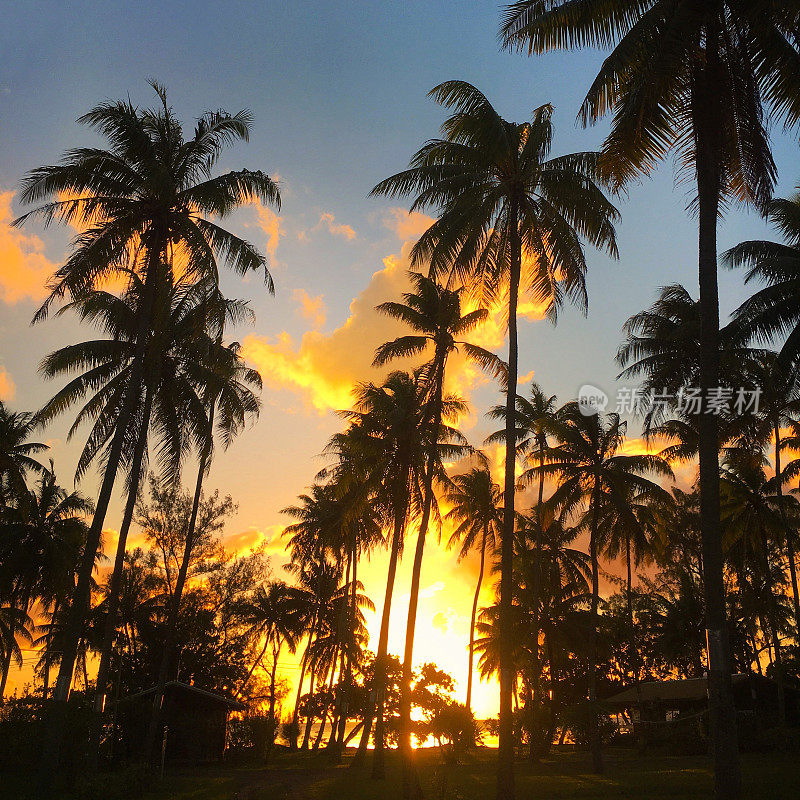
[2,1,799,716]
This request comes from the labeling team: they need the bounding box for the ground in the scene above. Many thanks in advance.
[2,747,795,798]
[133,747,799,800]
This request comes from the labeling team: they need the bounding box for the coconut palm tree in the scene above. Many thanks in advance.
[16,86,279,763]
[443,466,502,713]
[0,467,92,697]
[144,338,261,759]
[39,272,253,735]
[339,371,467,778]
[502,6,800,794]
[373,273,498,792]
[536,403,672,772]
[371,83,618,798]
[0,402,48,510]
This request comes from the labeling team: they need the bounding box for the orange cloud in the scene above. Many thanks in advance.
[518,369,536,385]
[242,198,284,264]
[383,207,434,241]
[292,288,326,329]
[317,212,356,240]
[0,366,15,401]
[0,191,56,304]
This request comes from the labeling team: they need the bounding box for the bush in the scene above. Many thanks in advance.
[74,763,154,800]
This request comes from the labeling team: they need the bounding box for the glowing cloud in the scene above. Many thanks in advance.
[0,191,55,304]
[241,198,284,264]
[383,207,434,241]
[518,369,536,385]
[0,367,15,401]
[292,288,326,329]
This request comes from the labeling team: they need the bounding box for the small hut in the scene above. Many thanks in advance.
[605,673,800,729]
[120,681,245,762]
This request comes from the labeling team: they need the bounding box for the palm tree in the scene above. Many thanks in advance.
[536,403,672,772]
[16,85,279,765]
[373,272,497,792]
[502,6,800,794]
[443,466,502,713]
[726,198,800,635]
[144,337,261,759]
[237,581,305,728]
[720,448,789,722]
[0,467,92,697]
[371,82,618,799]
[39,273,253,734]
[0,402,48,510]
[339,371,466,778]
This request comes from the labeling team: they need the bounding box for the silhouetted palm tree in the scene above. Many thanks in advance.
[371,82,618,798]
[0,402,48,510]
[373,272,497,793]
[16,85,279,766]
[443,466,502,713]
[538,403,672,772]
[502,6,800,793]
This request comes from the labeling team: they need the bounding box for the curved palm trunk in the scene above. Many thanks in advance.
[466,527,488,713]
[353,495,405,774]
[400,355,445,800]
[334,544,358,757]
[40,250,161,781]
[291,612,317,749]
[695,42,741,799]
[89,385,154,770]
[497,201,521,800]
[93,387,154,720]
[145,430,212,761]
[587,490,603,774]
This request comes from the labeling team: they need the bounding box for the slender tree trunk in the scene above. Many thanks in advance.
[328,552,352,754]
[301,662,317,750]
[626,540,644,747]
[355,495,405,775]
[93,387,154,728]
[39,247,162,782]
[291,613,317,749]
[694,44,741,798]
[773,423,800,641]
[334,544,358,756]
[497,198,521,800]
[145,433,212,760]
[466,528,487,713]
[0,641,12,698]
[400,355,445,800]
[588,491,603,774]
[757,529,786,726]
[265,642,280,764]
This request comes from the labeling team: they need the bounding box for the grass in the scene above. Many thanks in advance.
[131,747,800,800]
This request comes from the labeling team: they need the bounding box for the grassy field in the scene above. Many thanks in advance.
[123,747,800,800]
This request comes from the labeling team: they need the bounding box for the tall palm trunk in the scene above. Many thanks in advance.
[694,39,741,799]
[0,631,13,698]
[291,610,318,749]
[400,355,445,800]
[466,526,488,713]
[587,489,603,774]
[498,200,521,800]
[773,422,800,639]
[145,421,213,761]
[757,528,786,725]
[40,247,161,780]
[527,438,548,762]
[354,493,405,774]
[625,538,644,744]
[93,386,155,720]
[334,544,358,756]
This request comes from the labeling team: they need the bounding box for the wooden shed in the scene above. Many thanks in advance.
[121,681,245,762]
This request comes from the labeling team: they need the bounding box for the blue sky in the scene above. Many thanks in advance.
[2,1,799,706]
